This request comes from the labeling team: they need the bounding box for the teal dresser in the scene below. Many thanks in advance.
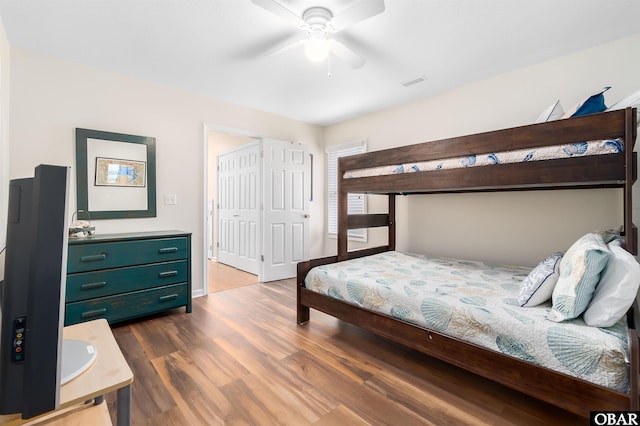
[65,230,192,326]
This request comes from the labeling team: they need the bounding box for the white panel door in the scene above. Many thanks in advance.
[217,150,236,267]
[217,142,261,275]
[262,139,310,282]
[207,199,214,259]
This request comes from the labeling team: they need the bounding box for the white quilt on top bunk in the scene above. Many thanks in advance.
[305,251,629,392]
[344,139,623,179]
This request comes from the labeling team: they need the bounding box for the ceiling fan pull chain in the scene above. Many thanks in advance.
[327,54,331,77]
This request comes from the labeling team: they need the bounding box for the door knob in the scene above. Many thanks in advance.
[304,214,310,218]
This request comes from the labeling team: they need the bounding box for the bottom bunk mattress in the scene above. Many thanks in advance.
[304,251,629,392]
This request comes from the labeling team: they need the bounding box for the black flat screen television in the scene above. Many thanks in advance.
[0,164,70,419]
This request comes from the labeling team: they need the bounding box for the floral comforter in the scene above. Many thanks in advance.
[305,251,629,392]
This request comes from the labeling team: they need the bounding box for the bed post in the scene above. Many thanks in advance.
[297,261,311,324]
[388,194,396,251]
[337,158,348,260]
[624,107,638,255]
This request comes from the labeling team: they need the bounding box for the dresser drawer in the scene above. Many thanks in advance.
[65,283,188,325]
[66,260,188,302]
[67,237,188,273]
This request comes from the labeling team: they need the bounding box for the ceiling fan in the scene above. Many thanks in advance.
[250,0,385,69]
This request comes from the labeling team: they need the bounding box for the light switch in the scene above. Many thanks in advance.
[164,194,177,205]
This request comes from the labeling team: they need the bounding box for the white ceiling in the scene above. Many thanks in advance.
[0,0,639,126]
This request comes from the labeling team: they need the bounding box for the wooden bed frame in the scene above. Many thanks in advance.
[297,108,639,418]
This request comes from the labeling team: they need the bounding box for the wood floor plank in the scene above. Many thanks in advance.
[186,339,251,388]
[208,261,257,293]
[365,365,499,425]
[150,350,231,425]
[105,279,585,425]
[139,406,192,426]
[109,324,150,363]
[220,374,320,425]
[282,349,430,425]
[314,405,371,426]
[108,355,177,424]
[130,316,189,359]
[214,332,338,421]
[204,293,302,361]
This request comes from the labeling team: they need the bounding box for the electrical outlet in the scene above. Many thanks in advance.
[164,194,177,205]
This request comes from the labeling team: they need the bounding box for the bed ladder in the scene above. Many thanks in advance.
[337,193,396,261]
[624,107,638,255]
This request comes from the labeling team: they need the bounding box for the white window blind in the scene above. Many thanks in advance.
[327,140,366,241]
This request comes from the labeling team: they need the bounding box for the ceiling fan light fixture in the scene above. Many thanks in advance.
[304,36,330,62]
[251,0,386,69]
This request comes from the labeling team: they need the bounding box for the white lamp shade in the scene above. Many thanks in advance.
[305,37,330,62]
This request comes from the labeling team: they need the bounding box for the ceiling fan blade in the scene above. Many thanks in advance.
[250,0,304,27]
[265,37,306,57]
[330,0,385,31]
[329,39,365,69]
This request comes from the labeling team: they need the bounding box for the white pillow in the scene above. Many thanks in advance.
[548,233,610,322]
[535,100,564,123]
[518,252,563,307]
[583,242,640,327]
[607,89,640,128]
[607,89,640,111]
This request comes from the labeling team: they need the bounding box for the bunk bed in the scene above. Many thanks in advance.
[297,108,639,418]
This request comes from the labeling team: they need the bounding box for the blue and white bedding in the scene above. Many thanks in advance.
[343,139,624,179]
[305,251,629,392]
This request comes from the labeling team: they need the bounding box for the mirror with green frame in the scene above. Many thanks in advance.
[75,128,156,220]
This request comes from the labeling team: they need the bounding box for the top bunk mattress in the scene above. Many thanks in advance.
[344,139,623,179]
[304,251,629,392]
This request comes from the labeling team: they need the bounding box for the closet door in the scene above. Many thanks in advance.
[217,142,261,275]
[261,139,310,282]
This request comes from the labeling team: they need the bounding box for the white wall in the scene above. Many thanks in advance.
[324,33,640,267]
[7,32,640,284]
[8,48,324,296]
[0,18,10,270]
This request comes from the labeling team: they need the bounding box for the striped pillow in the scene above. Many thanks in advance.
[548,233,610,322]
[518,252,563,307]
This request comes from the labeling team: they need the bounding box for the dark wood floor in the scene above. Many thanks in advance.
[106,279,585,425]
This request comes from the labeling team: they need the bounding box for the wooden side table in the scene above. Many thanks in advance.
[0,319,133,425]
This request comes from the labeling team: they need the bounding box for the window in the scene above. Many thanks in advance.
[327,140,366,241]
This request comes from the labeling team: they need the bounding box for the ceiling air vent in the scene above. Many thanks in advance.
[401,76,426,88]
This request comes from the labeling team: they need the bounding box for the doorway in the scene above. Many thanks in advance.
[205,128,258,293]
[204,126,311,292]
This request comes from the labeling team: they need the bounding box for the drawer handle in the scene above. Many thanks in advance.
[81,308,107,319]
[159,271,178,278]
[158,247,178,254]
[159,294,178,302]
[81,281,107,290]
[80,254,107,262]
